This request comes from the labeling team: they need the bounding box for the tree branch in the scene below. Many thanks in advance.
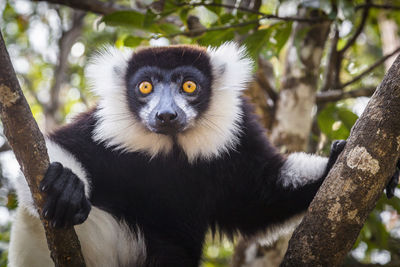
[356,3,400,11]
[340,46,400,89]
[320,25,339,91]
[33,0,330,23]
[316,87,376,103]
[281,53,400,266]
[175,2,330,22]
[338,0,371,54]
[47,10,85,121]
[0,30,86,267]
[32,0,128,15]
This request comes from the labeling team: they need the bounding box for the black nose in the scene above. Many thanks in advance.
[156,111,178,123]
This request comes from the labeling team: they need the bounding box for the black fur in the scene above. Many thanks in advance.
[125,46,213,124]
[40,162,91,227]
[47,98,330,267]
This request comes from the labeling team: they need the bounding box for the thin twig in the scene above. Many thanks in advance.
[338,0,371,54]
[33,0,128,15]
[320,25,339,91]
[34,0,330,23]
[177,2,330,23]
[356,3,400,11]
[48,10,85,115]
[339,46,400,89]
[166,17,262,38]
[316,87,376,103]
[166,12,328,38]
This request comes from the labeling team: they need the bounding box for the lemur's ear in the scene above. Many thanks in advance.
[86,46,132,98]
[207,42,253,91]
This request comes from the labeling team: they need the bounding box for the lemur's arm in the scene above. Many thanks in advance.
[14,139,91,227]
[216,139,399,241]
[214,140,346,240]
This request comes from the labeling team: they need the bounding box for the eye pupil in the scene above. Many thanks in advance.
[183,81,196,93]
[139,81,153,94]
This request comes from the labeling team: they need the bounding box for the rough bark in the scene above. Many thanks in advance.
[0,31,86,266]
[281,54,400,267]
[270,8,331,152]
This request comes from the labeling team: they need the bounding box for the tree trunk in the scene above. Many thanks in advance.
[0,31,86,267]
[270,8,331,152]
[281,54,400,267]
[378,12,400,72]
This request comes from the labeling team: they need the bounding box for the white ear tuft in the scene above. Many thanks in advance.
[207,42,254,91]
[85,46,133,98]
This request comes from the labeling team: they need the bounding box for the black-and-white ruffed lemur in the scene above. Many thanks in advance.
[8,43,398,267]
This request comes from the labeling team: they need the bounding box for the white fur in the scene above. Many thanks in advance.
[174,94,197,127]
[9,207,146,267]
[257,213,304,246]
[88,43,253,162]
[178,43,253,162]
[14,139,91,217]
[88,46,173,158]
[279,153,328,188]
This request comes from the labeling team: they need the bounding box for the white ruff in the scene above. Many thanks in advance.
[178,43,253,161]
[88,43,253,161]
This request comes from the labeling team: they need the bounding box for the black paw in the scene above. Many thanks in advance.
[386,161,400,199]
[323,140,347,178]
[40,162,91,228]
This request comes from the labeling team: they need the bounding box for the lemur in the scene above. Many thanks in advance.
[8,43,397,267]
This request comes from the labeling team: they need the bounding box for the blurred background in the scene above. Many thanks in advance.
[1,0,400,266]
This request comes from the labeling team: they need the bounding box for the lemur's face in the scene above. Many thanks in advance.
[125,46,212,135]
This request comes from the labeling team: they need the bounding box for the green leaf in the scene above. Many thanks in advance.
[218,13,235,25]
[197,29,235,47]
[337,109,358,129]
[143,10,158,29]
[205,0,222,16]
[158,23,181,35]
[272,22,292,54]
[179,8,190,25]
[317,104,336,137]
[102,11,146,28]
[243,28,272,59]
[124,36,144,47]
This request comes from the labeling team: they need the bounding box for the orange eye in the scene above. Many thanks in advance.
[182,81,197,93]
[139,81,153,94]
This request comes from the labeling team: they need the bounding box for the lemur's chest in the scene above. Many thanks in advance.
[88,156,215,226]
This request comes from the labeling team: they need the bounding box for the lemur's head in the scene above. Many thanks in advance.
[87,43,253,162]
[124,46,212,136]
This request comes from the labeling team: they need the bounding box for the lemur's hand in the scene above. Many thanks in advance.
[386,161,399,199]
[322,140,347,178]
[40,162,91,228]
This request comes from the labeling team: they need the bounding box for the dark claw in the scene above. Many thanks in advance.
[323,140,347,178]
[386,169,399,199]
[331,140,347,155]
